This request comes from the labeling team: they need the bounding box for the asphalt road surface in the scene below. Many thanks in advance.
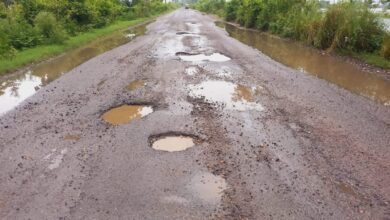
[0,8,389,220]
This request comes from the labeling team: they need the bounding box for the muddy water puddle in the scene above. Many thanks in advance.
[102,104,153,125]
[188,80,264,111]
[216,21,390,105]
[151,135,195,152]
[127,80,146,91]
[177,52,230,63]
[0,23,148,115]
[188,172,227,204]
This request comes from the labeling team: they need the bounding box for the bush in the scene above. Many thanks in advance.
[34,11,67,44]
[193,0,225,17]
[4,21,42,49]
[0,29,16,59]
[381,34,390,60]
[319,3,384,52]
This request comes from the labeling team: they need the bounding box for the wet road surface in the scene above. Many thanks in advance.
[0,9,389,220]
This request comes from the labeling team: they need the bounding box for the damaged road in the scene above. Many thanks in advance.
[0,8,389,220]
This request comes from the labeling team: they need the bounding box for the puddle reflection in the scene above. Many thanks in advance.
[216,21,390,105]
[188,80,264,111]
[0,23,148,115]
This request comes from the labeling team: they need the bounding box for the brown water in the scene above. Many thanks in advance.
[126,80,146,91]
[0,23,148,115]
[102,105,153,125]
[216,21,390,105]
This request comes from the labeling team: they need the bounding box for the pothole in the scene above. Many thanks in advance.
[150,134,198,152]
[176,52,231,63]
[188,172,227,204]
[126,80,146,91]
[188,80,264,111]
[185,66,199,76]
[176,31,191,35]
[102,105,153,125]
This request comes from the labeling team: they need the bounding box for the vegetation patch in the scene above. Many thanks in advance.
[192,0,390,69]
[0,0,178,75]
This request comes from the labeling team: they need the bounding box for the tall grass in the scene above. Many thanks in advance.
[193,0,389,65]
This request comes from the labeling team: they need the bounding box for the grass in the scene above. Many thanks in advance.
[0,16,155,75]
[356,52,390,69]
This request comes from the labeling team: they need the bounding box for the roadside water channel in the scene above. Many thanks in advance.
[0,23,148,115]
[216,21,390,106]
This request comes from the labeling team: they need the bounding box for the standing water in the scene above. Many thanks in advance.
[216,22,390,105]
[0,23,148,115]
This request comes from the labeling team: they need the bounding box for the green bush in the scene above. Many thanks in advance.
[34,11,67,44]
[319,3,384,52]
[193,0,226,17]
[3,21,42,49]
[381,34,390,60]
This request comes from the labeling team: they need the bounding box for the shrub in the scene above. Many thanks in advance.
[0,27,16,59]
[381,34,390,60]
[225,0,240,21]
[34,11,67,44]
[4,21,42,49]
[319,3,384,52]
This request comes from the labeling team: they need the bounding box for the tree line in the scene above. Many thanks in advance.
[0,0,175,58]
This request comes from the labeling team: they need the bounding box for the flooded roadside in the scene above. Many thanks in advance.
[216,22,390,105]
[0,23,148,115]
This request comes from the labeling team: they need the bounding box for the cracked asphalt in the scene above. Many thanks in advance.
[0,8,389,220]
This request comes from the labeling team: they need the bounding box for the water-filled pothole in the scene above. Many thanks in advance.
[176,52,231,63]
[188,172,227,204]
[188,80,264,111]
[150,134,197,152]
[185,66,199,76]
[102,104,153,125]
[126,80,146,91]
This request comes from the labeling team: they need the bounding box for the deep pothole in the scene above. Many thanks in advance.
[102,104,153,125]
[149,133,199,152]
[176,52,231,62]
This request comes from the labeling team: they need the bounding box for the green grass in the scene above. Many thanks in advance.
[355,52,390,69]
[0,17,153,75]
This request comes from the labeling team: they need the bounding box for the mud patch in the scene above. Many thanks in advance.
[188,80,264,111]
[126,80,146,91]
[336,182,362,198]
[177,52,231,63]
[102,105,153,125]
[150,134,196,152]
[188,172,227,204]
